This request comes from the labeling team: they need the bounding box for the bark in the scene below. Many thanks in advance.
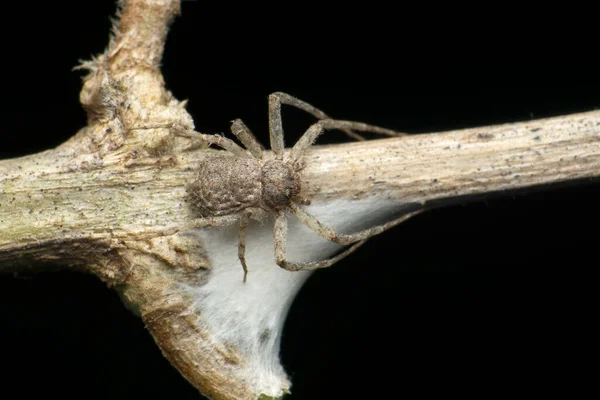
[1,1,599,399]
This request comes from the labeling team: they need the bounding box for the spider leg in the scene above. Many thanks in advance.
[230,119,264,159]
[273,210,368,271]
[269,92,366,141]
[288,202,422,245]
[175,213,252,281]
[268,94,286,159]
[177,129,250,158]
[291,119,406,162]
[172,214,243,235]
[238,211,251,282]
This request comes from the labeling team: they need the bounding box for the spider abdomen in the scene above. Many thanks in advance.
[187,156,262,216]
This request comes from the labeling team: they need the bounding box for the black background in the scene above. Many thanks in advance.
[0,1,598,399]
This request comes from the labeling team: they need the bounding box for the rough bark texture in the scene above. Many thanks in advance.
[1,1,599,399]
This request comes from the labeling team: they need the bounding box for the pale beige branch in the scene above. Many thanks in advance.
[1,1,599,400]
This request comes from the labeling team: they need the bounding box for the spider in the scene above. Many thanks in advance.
[185,92,419,282]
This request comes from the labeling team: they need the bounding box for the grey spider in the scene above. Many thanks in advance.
[185,92,419,282]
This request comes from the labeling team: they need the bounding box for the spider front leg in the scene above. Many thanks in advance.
[291,119,406,161]
[267,92,366,156]
[273,210,368,272]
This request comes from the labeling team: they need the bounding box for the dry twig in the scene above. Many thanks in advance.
[1,1,599,399]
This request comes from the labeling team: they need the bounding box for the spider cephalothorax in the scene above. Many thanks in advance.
[260,159,302,210]
[184,92,417,282]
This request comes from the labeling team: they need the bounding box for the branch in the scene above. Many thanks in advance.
[301,111,600,203]
[1,1,599,399]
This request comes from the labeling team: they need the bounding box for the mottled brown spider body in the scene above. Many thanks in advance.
[184,92,413,282]
[187,156,302,217]
[260,159,302,210]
